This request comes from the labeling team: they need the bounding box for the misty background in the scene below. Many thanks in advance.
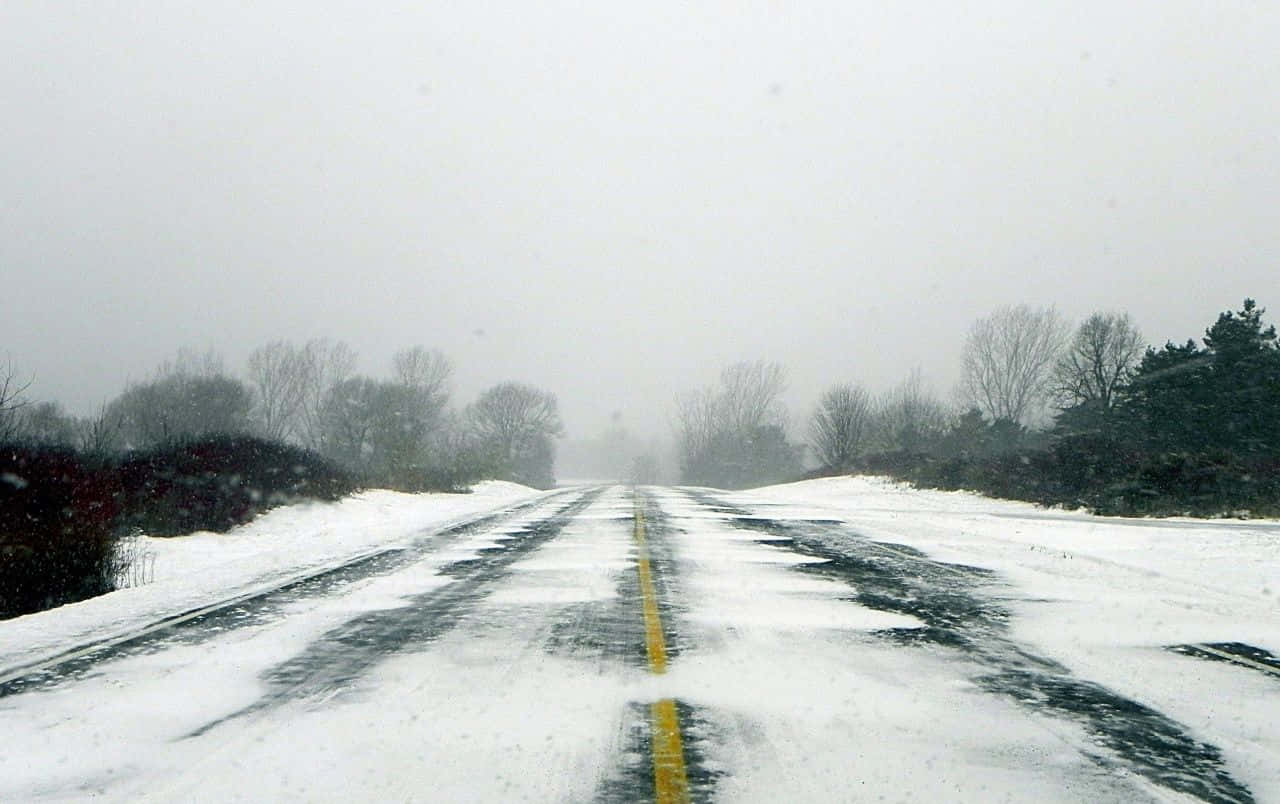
[3,2,1277,469]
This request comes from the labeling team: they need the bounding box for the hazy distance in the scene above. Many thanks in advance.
[3,1,1277,444]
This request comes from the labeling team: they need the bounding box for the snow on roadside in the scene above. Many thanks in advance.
[732,475,1280,801]
[739,475,1279,641]
[0,481,547,671]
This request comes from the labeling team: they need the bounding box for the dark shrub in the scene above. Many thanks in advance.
[1095,450,1280,517]
[118,435,355,537]
[0,445,121,618]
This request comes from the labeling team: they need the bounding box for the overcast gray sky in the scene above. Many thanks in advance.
[3,1,1277,440]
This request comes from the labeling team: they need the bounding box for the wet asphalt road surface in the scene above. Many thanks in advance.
[0,485,1262,802]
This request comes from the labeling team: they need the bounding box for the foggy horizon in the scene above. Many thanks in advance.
[4,2,1278,443]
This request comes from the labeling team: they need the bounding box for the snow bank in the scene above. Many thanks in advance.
[0,481,546,670]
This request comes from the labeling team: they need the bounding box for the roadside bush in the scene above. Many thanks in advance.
[1091,451,1280,517]
[117,435,355,537]
[0,445,121,618]
[861,446,1074,507]
[1,435,358,619]
[860,442,1280,518]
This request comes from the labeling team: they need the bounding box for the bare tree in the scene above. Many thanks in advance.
[1051,312,1144,411]
[316,376,381,473]
[392,346,452,432]
[161,347,226,379]
[719,360,787,433]
[467,382,563,488]
[809,383,874,470]
[76,403,123,456]
[318,374,453,488]
[0,358,33,441]
[105,350,254,447]
[247,340,308,441]
[420,410,491,490]
[110,372,254,448]
[393,347,452,397]
[14,402,78,446]
[673,387,721,473]
[876,369,949,453]
[958,305,1069,426]
[673,361,801,488]
[297,339,357,452]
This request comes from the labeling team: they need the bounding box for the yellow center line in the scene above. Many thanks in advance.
[634,497,690,804]
[650,699,688,803]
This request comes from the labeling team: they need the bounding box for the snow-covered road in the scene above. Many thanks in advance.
[1,480,1276,802]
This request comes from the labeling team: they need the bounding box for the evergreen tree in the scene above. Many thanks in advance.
[1200,299,1280,456]
[1119,339,1211,452]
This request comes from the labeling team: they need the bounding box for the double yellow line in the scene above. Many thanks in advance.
[633,498,691,804]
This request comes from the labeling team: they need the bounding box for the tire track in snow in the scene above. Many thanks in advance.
[683,489,1254,804]
[183,487,607,737]
[0,491,574,700]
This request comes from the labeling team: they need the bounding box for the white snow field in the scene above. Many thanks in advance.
[0,478,1275,802]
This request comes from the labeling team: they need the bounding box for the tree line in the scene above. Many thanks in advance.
[1,341,565,618]
[675,299,1279,516]
[674,361,950,489]
[811,299,1280,516]
[0,341,564,491]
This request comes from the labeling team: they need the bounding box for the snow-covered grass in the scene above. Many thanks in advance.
[0,481,547,671]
